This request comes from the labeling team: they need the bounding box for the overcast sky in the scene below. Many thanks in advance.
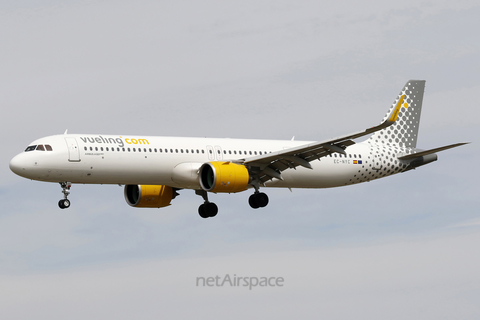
[1,0,479,319]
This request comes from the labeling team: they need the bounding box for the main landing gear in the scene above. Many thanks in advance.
[58,182,71,209]
[249,191,269,209]
[196,189,270,218]
[196,190,218,218]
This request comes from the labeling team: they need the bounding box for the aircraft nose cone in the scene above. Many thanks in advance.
[9,154,26,176]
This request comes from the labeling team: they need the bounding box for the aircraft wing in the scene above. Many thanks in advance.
[239,98,406,184]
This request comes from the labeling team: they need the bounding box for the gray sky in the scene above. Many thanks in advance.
[1,0,479,319]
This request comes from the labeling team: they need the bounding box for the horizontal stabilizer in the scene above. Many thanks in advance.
[397,143,469,160]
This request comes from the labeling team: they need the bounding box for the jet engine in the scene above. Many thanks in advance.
[199,161,249,193]
[124,185,175,208]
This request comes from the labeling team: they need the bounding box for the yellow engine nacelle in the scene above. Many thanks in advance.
[124,185,174,208]
[199,162,249,193]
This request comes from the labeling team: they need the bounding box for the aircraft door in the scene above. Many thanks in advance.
[65,137,81,162]
[206,145,215,161]
[214,146,223,160]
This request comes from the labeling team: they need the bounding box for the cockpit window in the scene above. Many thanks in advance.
[24,144,54,152]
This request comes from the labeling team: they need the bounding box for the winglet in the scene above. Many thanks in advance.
[387,95,407,123]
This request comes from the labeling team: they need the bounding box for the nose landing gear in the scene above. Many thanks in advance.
[58,182,71,209]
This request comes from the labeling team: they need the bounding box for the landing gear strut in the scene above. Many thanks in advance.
[196,190,218,218]
[249,191,269,209]
[58,182,71,209]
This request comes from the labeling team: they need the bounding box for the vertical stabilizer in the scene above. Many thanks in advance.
[369,80,425,148]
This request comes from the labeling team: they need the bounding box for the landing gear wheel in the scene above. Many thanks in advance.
[198,202,218,218]
[249,194,260,209]
[206,202,218,217]
[195,190,218,218]
[249,192,269,209]
[59,182,72,209]
[256,192,269,207]
[198,204,209,218]
[58,199,71,209]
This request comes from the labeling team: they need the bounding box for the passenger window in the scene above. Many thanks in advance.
[202,150,204,154]
[95,147,98,151]
[36,145,45,151]
[359,154,362,158]
[254,151,257,155]
[101,147,104,151]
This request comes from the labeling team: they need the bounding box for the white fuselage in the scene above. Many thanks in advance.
[9,134,407,190]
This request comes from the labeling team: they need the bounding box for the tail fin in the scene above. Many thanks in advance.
[369,80,426,149]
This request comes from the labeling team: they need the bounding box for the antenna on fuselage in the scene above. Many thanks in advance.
[64,129,68,135]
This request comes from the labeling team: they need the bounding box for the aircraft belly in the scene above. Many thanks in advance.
[265,160,358,189]
[40,154,178,185]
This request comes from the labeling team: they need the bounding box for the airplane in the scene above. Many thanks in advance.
[9,80,467,218]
